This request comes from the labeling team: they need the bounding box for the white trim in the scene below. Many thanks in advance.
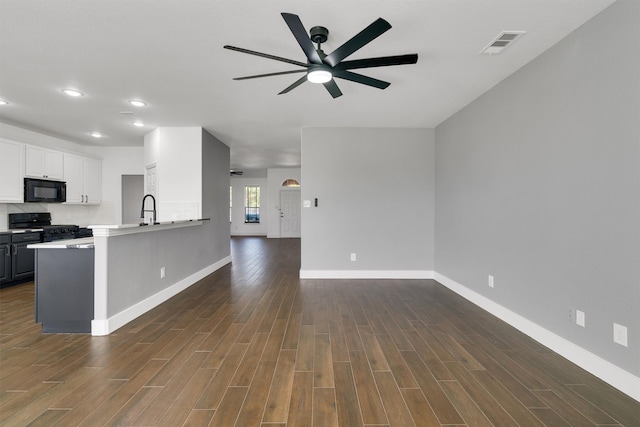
[91,255,231,336]
[434,272,640,402]
[299,270,434,279]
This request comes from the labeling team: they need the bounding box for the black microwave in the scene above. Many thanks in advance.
[24,178,66,203]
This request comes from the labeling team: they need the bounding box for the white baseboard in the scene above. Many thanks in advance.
[91,256,231,336]
[299,270,434,279]
[434,272,640,403]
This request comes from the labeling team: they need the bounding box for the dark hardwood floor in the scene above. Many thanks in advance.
[1,236,638,426]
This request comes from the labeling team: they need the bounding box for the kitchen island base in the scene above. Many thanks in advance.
[35,248,94,333]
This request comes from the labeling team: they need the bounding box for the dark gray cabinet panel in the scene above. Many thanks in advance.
[0,234,10,283]
[10,232,41,281]
[34,248,94,333]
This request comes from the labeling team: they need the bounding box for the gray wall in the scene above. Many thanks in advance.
[105,129,230,317]
[301,127,435,273]
[435,0,639,375]
[202,128,231,260]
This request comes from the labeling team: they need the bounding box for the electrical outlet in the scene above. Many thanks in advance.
[566,306,575,322]
[160,267,166,279]
[350,253,357,262]
[488,275,494,288]
[613,323,628,347]
[576,310,585,327]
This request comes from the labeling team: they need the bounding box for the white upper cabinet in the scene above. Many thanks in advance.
[63,153,83,203]
[83,157,101,204]
[63,153,101,205]
[0,139,24,202]
[25,145,64,180]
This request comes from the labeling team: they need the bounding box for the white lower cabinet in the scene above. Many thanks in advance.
[63,153,101,204]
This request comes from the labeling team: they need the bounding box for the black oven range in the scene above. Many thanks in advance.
[8,212,85,242]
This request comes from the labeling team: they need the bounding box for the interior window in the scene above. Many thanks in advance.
[244,185,260,223]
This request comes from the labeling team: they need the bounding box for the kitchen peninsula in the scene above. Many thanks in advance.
[30,218,230,335]
[27,126,232,336]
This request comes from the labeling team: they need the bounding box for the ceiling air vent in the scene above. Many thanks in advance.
[479,31,526,55]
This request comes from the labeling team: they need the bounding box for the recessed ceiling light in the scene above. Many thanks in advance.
[0,99,8,105]
[128,99,146,107]
[132,121,145,127]
[62,88,84,97]
[90,132,103,138]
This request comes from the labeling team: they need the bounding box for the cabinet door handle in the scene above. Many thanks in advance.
[13,245,17,255]
[81,195,85,203]
[85,195,88,203]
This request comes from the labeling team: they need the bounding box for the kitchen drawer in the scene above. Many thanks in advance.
[11,232,42,243]
[0,234,10,244]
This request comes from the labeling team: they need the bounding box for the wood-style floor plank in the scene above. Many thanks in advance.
[333,361,363,426]
[373,371,416,427]
[349,350,389,425]
[312,387,338,427]
[439,380,493,427]
[287,371,313,427]
[263,349,297,423]
[235,359,277,426]
[208,386,248,427]
[1,236,638,426]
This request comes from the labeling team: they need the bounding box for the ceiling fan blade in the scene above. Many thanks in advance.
[224,45,308,68]
[233,69,307,81]
[323,79,343,98]
[324,18,392,67]
[278,75,308,95]
[334,54,418,71]
[281,13,323,64]
[333,70,390,89]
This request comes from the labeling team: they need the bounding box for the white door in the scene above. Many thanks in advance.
[280,190,301,238]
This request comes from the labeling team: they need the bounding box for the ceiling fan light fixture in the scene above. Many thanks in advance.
[307,68,332,84]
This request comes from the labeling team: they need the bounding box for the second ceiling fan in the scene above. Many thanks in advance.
[224,13,418,98]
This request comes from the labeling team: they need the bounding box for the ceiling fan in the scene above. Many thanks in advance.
[224,13,418,98]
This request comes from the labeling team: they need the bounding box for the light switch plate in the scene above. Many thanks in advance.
[613,323,628,347]
[303,200,311,208]
[576,310,585,327]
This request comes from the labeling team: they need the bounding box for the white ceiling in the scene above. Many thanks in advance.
[0,0,615,171]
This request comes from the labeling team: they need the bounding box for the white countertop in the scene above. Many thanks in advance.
[89,218,209,237]
[28,237,95,249]
[89,218,210,229]
[0,228,44,234]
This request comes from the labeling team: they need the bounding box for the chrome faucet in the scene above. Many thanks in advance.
[140,194,157,225]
